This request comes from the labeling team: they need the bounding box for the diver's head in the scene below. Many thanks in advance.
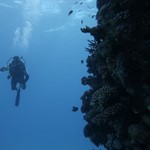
[13,56,20,61]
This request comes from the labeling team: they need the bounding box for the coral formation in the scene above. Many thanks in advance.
[81,0,150,149]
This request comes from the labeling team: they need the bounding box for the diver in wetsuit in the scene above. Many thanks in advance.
[0,56,29,91]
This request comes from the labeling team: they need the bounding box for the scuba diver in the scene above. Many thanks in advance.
[0,56,29,106]
[0,56,29,90]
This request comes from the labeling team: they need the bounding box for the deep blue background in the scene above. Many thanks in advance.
[0,0,104,150]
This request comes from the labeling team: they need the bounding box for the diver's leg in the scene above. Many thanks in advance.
[11,78,17,90]
[19,76,26,90]
[20,83,26,89]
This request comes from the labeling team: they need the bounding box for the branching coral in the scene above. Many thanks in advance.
[81,26,103,43]
[85,40,97,54]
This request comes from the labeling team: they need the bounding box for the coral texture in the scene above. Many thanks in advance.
[81,0,150,149]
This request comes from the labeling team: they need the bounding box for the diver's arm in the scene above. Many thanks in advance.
[0,66,9,72]
[0,66,11,79]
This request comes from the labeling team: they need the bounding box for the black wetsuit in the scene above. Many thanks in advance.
[9,60,29,90]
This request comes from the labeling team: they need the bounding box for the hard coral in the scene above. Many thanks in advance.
[90,86,117,110]
[92,103,123,126]
[81,0,150,149]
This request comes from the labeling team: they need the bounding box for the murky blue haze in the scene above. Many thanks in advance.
[0,0,104,150]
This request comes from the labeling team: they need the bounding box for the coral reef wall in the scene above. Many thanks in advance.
[81,0,150,149]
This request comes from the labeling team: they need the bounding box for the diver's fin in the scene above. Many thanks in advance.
[15,88,21,107]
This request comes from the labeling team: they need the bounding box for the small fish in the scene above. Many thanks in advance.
[74,1,78,4]
[87,6,91,9]
[81,20,83,24]
[91,15,95,18]
[80,2,83,5]
[68,10,73,15]
[81,60,84,64]
[72,106,78,112]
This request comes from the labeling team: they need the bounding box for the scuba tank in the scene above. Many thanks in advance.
[6,56,25,66]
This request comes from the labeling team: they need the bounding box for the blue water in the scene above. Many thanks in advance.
[0,0,105,150]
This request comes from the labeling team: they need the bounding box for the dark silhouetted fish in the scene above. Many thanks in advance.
[81,60,84,64]
[81,20,83,24]
[91,15,95,18]
[74,1,78,4]
[80,2,83,5]
[87,6,91,9]
[68,10,73,15]
[72,106,78,112]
